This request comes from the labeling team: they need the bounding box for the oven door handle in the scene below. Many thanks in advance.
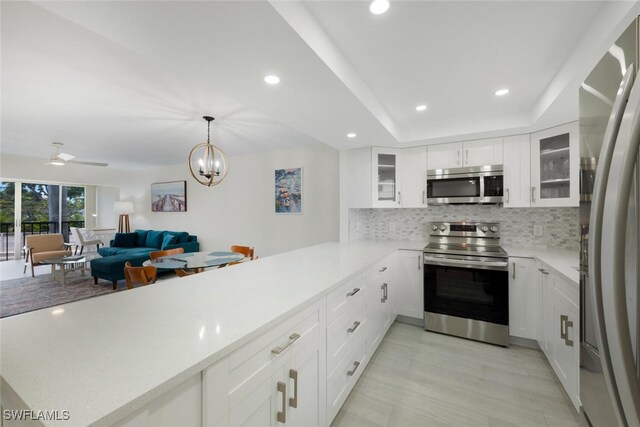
[424,255,508,269]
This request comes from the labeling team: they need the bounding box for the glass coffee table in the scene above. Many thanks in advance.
[41,253,102,285]
[151,251,244,272]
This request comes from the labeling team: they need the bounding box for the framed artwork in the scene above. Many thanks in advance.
[151,180,187,212]
[275,168,303,214]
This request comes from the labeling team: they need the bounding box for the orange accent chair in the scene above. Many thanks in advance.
[123,261,157,289]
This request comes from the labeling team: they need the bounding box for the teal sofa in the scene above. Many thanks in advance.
[91,229,198,288]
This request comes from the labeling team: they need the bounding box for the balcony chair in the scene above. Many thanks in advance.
[123,261,157,289]
[70,227,104,255]
[24,234,73,277]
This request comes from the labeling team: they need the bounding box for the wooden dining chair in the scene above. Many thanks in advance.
[149,247,185,261]
[175,269,194,277]
[124,261,158,289]
[230,245,255,260]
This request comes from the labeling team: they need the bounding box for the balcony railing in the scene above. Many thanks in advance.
[0,220,85,261]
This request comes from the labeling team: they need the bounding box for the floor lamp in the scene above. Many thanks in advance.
[114,201,134,233]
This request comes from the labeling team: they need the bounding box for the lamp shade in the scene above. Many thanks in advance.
[113,201,134,214]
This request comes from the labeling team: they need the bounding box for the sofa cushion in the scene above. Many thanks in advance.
[113,233,137,248]
[166,231,189,244]
[98,247,122,257]
[161,234,177,250]
[145,230,165,249]
[134,229,148,247]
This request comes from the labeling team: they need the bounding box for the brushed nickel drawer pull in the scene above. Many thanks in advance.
[512,262,516,280]
[346,288,360,297]
[271,333,301,355]
[347,361,361,376]
[347,321,361,333]
[289,369,298,408]
[277,381,286,423]
[381,283,388,302]
[538,268,549,275]
[379,266,387,272]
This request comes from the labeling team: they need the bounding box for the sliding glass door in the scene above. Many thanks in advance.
[0,181,85,261]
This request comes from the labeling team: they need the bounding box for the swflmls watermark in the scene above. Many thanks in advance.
[3,409,70,421]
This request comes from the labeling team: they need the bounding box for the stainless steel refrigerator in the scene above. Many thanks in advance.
[579,18,640,427]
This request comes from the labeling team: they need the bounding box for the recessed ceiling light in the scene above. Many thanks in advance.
[347,133,357,138]
[264,75,280,85]
[369,0,389,15]
[495,88,510,96]
[416,104,427,112]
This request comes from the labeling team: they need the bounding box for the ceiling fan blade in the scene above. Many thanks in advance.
[66,160,108,167]
[57,152,75,161]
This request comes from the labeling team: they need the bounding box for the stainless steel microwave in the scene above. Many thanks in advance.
[426,165,503,205]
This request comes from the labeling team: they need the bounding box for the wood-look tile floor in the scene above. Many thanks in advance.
[331,322,580,427]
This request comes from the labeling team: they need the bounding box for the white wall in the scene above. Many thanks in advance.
[119,144,340,257]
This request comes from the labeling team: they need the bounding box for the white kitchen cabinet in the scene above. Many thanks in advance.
[530,122,579,207]
[367,254,396,353]
[400,147,428,207]
[427,138,503,170]
[372,148,402,208]
[508,257,537,340]
[396,250,424,320]
[503,135,531,208]
[427,142,462,170]
[462,138,503,167]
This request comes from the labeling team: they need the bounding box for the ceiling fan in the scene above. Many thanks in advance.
[46,142,108,167]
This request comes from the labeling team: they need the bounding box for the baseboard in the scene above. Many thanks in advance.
[509,335,540,349]
[395,314,424,327]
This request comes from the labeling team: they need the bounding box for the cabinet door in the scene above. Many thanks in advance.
[229,371,281,427]
[372,148,401,208]
[530,122,579,207]
[427,142,462,170]
[396,250,424,319]
[508,257,537,340]
[147,373,202,427]
[286,339,322,427]
[400,147,428,207]
[536,263,550,353]
[503,135,531,208]
[462,138,503,167]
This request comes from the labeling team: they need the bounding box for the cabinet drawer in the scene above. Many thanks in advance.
[327,299,367,376]
[370,256,393,283]
[327,274,366,325]
[228,303,320,406]
[327,337,367,423]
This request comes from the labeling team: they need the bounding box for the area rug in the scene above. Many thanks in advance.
[0,274,122,318]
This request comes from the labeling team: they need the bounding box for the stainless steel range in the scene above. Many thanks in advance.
[423,221,509,346]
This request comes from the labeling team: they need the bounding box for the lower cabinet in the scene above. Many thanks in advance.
[508,257,537,340]
[111,253,400,427]
[536,263,580,411]
[396,250,423,320]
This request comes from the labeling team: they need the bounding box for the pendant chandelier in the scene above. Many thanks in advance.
[188,116,229,187]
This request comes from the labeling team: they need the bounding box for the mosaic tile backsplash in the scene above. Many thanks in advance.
[349,206,579,249]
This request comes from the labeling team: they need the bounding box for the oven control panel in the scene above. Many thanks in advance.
[428,222,500,238]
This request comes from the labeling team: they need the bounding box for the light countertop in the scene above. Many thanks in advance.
[0,241,405,427]
[502,245,579,284]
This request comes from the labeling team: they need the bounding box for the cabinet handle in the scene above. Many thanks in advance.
[512,262,516,280]
[398,191,401,205]
[418,254,421,270]
[560,315,567,340]
[289,369,298,408]
[381,283,388,302]
[422,190,426,205]
[347,361,361,377]
[560,315,574,347]
[346,288,360,297]
[457,149,461,165]
[537,268,549,275]
[506,188,510,204]
[379,267,387,273]
[531,187,536,203]
[271,333,301,355]
[465,149,469,165]
[277,381,286,423]
[347,321,361,333]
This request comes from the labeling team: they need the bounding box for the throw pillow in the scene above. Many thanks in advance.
[161,234,177,250]
[167,231,189,244]
[145,230,165,249]
[134,229,148,247]
[113,232,137,248]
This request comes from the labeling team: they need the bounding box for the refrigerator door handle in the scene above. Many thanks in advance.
[601,64,640,427]
[588,65,635,426]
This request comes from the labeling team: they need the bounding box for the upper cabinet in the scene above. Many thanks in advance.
[427,138,503,170]
[372,148,402,208]
[530,122,579,207]
[400,147,428,208]
[503,134,531,208]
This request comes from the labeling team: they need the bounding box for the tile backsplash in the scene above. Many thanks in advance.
[349,206,579,249]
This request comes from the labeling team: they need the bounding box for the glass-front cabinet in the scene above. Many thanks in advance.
[371,148,402,208]
[530,122,579,207]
